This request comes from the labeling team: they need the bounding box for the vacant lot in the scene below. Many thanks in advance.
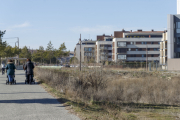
[35,67,180,120]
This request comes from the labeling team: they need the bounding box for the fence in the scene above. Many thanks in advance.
[101,62,167,71]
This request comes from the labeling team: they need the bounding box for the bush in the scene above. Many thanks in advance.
[35,67,180,105]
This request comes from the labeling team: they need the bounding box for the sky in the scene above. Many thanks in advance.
[0,0,177,51]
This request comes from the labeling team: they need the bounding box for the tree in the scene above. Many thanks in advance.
[11,46,21,57]
[38,46,45,64]
[0,39,7,58]
[54,49,59,65]
[54,43,69,65]
[46,41,54,64]
[58,43,69,58]
[19,46,31,59]
[70,57,78,64]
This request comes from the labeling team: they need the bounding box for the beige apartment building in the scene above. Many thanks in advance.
[74,30,166,64]
[160,31,167,69]
[112,29,164,63]
[74,39,96,63]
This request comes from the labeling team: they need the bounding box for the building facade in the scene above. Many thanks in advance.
[96,36,113,63]
[167,14,180,70]
[160,31,167,66]
[75,30,165,63]
[74,39,96,63]
[112,30,164,63]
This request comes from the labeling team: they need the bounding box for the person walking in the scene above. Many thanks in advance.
[1,62,5,75]
[24,58,34,83]
[5,60,16,85]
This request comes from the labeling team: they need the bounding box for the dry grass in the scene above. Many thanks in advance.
[34,67,180,119]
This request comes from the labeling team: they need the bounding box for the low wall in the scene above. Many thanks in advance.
[168,59,180,71]
[16,65,23,70]
[37,66,62,69]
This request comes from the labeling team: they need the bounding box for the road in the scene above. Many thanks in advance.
[0,70,80,120]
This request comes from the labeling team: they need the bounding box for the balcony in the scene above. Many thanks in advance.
[126,57,159,61]
[100,47,108,50]
[127,44,160,48]
[127,51,160,54]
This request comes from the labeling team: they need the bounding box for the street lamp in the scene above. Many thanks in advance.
[2,37,19,48]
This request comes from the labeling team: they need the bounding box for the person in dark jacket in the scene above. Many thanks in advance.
[5,59,16,84]
[24,58,34,83]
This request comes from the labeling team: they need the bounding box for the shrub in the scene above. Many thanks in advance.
[35,67,180,105]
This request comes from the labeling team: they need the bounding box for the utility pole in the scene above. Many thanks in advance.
[17,37,19,66]
[146,45,148,71]
[79,34,81,71]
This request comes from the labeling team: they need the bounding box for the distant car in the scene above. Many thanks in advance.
[65,64,70,67]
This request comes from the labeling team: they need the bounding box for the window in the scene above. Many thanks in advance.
[106,39,112,41]
[117,42,126,47]
[129,48,131,51]
[139,48,142,51]
[84,48,88,51]
[151,42,154,44]
[151,55,154,57]
[88,48,92,51]
[117,55,126,60]
[130,42,133,45]
[142,42,144,44]
[148,48,150,51]
[136,48,138,51]
[177,29,180,33]
[142,55,145,57]
[131,55,136,57]
[176,22,180,28]
[117,48,127,53]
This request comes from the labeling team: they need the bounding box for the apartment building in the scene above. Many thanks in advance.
[167,14,180,70]
[112,29,164,63]
[96,35,113,63]
[74,39,96,63]
[74,30,165,63]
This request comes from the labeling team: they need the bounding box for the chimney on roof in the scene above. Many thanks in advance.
[130,30,132,32]
[122,29,125,32]
[151,29,154,32]
[111,34,112,36]
[103,34,105,36]
[137,29,142,32]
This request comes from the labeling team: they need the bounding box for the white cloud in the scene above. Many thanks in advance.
[6,22,30,32]
[70,25,119,35]
[12,22,30,28]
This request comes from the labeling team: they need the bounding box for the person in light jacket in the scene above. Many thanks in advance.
[1,62,5,75]
[5,60,16,84]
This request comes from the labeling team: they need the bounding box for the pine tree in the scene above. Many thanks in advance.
[46,41,54,64]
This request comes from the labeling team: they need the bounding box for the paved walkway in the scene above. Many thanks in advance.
[0,70,80,120]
